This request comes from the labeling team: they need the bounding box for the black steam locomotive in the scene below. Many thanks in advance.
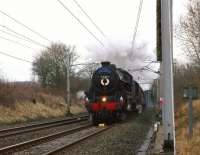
[85,61,145,125]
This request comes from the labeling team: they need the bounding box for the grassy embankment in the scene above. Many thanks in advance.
[0,82,86,124]
[0,94,86,124]
[176,100,200,154]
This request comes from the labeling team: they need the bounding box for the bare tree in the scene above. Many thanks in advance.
[173,62,200,108]
[32,43,78,93]
[77,63,100,79]
[176,0,200,65]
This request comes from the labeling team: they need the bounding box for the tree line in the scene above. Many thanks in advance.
[174,0,200,107]
[32,42,99,101]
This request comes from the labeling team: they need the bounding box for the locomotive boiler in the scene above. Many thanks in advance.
[85,61,144,125]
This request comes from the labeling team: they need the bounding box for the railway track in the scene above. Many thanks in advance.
[0,122,111,155]
[0,115,88,138]
[44,125,111,155]
[0,123,92,154]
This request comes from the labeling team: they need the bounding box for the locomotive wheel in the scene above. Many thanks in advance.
[106,116,113,125]
[89,113,99,125]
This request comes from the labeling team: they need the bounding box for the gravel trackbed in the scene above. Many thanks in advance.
[55,108,155,155]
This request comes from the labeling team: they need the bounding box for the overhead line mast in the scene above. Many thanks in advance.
[161,0,175,151]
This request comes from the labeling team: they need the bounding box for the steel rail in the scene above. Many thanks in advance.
[0,115,88,138]
[43,126,112,155]
[0,124,92,154]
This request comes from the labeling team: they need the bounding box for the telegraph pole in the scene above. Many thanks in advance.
[66,55,71,114]
[161,0,175,151]
[188,90,193,137]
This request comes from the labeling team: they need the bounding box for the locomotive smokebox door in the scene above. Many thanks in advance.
[100,76,110,86]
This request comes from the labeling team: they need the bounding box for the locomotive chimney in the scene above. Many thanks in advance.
[101,61,111,66]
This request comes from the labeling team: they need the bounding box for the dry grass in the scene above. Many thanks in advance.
[0,86,85,124]
[70,103,86,114]
[0,97,86,124]
[176,100,200,155]
[0,101,66,124]
[0,80,87,124]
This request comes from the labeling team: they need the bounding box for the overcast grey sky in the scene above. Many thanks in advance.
[0,0,186,82]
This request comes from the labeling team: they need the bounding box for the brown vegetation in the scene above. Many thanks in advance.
[176,100,200,155]
[0,43,90,124]
[0,80,86,124]
[174,63,200,108]
[174,62,200,154]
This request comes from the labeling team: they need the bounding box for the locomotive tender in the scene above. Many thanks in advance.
[85,61,145,125]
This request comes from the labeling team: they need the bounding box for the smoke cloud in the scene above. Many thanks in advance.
[85,39,159,90]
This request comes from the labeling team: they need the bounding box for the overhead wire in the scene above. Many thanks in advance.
[56,0,106,49]
[0,25,48,48]
[71,62,99,67]
[72,0,120,52]
[0,51,98,66]
[0,10,48,67]
[131,0,144,52]
[0,10,51,43]
[0,35,37,51]
[72,0,106,37]
[0,50,32,63]
[0,10,52,66]
[0,29,27,41]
